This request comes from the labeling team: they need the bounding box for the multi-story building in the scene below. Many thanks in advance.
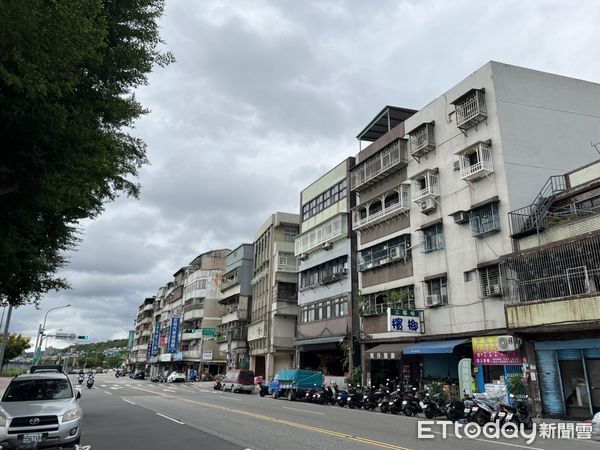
[353,61,600,389]
[503,159,600,419]
[128,297,155,370]
[218,244,254,370]
[248,212,300,379]
[294,158,358,382]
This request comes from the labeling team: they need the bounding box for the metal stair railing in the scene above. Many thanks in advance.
[508,175,567,237]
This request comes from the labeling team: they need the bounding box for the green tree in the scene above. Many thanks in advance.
[0,0,173,306]
[1,334,31,363]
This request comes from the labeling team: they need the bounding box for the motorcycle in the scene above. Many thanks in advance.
[347,386,364,409]
[213,379,222,390]
[78,374,84,384]
[402,388,424,417]
[258,383,269,397]
[445,399,467,422]
[336,388,349,407]
[86,376,94,389]
[389,389,405,414]
[491,395,533,429]
[422,393,447,419]
[362,386,382,411]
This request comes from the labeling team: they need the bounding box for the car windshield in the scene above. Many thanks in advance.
[2,379,73,402]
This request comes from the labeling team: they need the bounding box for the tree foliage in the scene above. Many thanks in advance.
[1,333,31,362]
[0,0,173,305]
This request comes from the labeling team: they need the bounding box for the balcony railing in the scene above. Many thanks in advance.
[294,214,347,257]
[455,89,487,132]
[412,171,439,203]
[459,142,493,181]
[221,273,239,291]
[216,328,247,343]
[182,350,201,360]
[409,123,435,158]
[358,243,409,271]
[184,298,204,312]
[350,139,408,191]
[251,265,269,285]
[353,185,410,231]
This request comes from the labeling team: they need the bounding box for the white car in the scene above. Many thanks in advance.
[166,372,186,383]
[591,412,600,440]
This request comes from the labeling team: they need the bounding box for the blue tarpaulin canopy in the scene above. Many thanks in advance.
[403,338,469,355]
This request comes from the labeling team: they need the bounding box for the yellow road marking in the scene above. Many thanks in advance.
[131,386,410,450]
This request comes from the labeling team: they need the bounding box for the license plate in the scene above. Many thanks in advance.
[490,412,497,421]
[506,413,513,421]
[472,406,479,411]
[498,412,506,417]
[419,402,425,407]
[402,400,407,405]
[337,396,342,399]
[464,408,471,414]
[23,433,43,444]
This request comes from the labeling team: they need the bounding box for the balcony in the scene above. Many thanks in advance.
[412,170,439,203]
[140,328,151,337]
[136,316,152,327]
[143,303,154,312]
[182,350,202,360]
[251,264,269,285]
[272,301,298,316]
[458,141,493,181]
[453,89,487,133]
[276,252,299,273]
[247,321,267,341]
[221,306,249,324]
[216,328,247,344]
[182,330,201,341]
[358,241,409,272]
[294,214,347,257]
[350,139,409,191]
[409,122,435,159]
[221,270,239,291]
[353,185,410,231]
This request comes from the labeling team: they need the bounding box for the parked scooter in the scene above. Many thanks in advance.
[362,386,382,411]
[423,393,448,419]
[491,395,533,429]
[213,379,222,391]
[336,388,349,407]
[401,388,424,416]
[347,385,364,409]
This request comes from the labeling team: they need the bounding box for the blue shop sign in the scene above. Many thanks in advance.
[152,322,161,355]
[168,316,181,353]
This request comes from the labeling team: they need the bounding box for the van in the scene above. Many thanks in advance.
[221,369,255,393]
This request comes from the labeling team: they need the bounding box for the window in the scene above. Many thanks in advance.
[284,229,298,243]
[301,179,348,221]
[464,270,474,282]
[277,282,297,302]
[575,195,600,211]
[425,277,448,304]
[299,256,348,288]
[421,223,444,253]
[299,297,349,323]
[470,202,500,236]
[358,235,411,271]
[478,265,502,297]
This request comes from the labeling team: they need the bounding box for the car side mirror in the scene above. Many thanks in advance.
[76,390,81,399]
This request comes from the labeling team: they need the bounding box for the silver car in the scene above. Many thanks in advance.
[0,373,82,449]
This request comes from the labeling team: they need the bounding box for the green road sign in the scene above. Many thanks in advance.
[201,328,216,337]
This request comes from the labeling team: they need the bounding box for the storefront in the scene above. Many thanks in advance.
[365,343,415,387]
[295,336,346,376]
[535,338,600,419]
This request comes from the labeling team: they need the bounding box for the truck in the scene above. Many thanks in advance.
[268,369,324,401]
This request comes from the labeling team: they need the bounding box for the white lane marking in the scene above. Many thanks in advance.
[429,430,544,450]
[156,412,184,424]
[104,391,112,395]
[218,396,241,401]
[92,387,99,390]
[122,398,136,405]
[163,388,177,392]
[100,384,107,387]
[125,384,131,387]
[281,406,326,415]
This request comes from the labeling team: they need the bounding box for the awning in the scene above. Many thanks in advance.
[294,336,344,347]
[403,338,469,355]
[367,343,412,360]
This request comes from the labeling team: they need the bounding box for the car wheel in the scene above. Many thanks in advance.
[287,390,295,401]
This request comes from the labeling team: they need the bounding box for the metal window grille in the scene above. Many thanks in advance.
[478,265,503,297]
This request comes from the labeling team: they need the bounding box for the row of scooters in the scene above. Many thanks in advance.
[290,382,533,429]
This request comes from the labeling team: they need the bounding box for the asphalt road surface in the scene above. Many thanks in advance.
[74,374,600,450]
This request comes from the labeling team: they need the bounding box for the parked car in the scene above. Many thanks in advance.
[221,369,255,393]
[0,372,82,449]
[167,371,186,383]
[30,365,62,374]
[130,370,145,380]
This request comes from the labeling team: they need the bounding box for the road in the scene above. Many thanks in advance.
[75,374,599,450]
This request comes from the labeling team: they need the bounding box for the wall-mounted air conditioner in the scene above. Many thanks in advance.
[420,198,436,214]
[453,211,470,224]
[497,335,521,352]
[425,294,442,307]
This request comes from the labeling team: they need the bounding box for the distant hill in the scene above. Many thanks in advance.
[64,338,128,354]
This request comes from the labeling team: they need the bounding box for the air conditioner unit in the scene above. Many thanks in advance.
[425,294,442,307]
[389,247,401,260]
[453,211,470,224]
[420,198,436,214]
[490,284,503,295]
[321,241,333,250]
[497,335,521,352]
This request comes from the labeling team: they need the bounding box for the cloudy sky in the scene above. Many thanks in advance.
[8,0,600,347]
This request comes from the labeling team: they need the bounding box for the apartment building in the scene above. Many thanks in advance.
[248,212,300,379]
[128,297,154,370]
[218,244,254,370]
[353,61,600,388]
[503,160,600,419]
[294,158,358,381]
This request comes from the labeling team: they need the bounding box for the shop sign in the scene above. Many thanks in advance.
[202,351,213,361]
[175,351,183,361]
[387,308,423,334]
[159,335,167,347]
[369,351,400,360]
[159,353,172,362]
[151,322,161,355]
[127,330,135,349]
[148,356,158,363]
[168,316,181,353]
[472,336,522,365]
[146,341,152,360]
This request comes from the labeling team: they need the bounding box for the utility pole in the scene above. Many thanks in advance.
[0,304,13,372]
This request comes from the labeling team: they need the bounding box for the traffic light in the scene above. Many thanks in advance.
[77,335,89,340]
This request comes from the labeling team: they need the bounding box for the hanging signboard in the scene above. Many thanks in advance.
[387,308,424,334]
[168,316,181,353]
[152,322,161,355]
[472,336,522,365]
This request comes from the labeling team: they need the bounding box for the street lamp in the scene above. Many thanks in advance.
[33,304,71,364]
